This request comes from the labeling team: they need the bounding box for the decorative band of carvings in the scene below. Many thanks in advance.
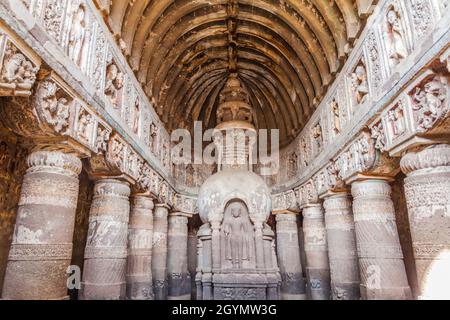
[275,213,297,222]
[413,242,450,258]
[128,248,152,256]
[357,243,404,259]
[353,211,396,223]
[93,179,131,197]
[128,215,153,229]
[351,180,392,197]
[8,243,73,261]
[401,144,450,175]
[132,196,154,210]
[88,215,129,224]
[27,151,82,176]
[84,246,127,259]
[304,244,327,252]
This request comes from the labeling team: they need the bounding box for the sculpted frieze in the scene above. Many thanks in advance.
[173,194,198,215]
[0,37,40,97]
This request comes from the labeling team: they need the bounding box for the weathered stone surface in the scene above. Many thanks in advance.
[303,203,331,300]
[2,150,82,300]
[351,179,411,300]
[401,144,450,299]
[275,212,306,300]
[152,203,169,300]
[0,0,448,302]
[167,213,190,300]
[126,194,154,300]
[323,192,360,300]
[80,178,130,300]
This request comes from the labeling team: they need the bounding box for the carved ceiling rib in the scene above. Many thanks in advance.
[96,0,365,147]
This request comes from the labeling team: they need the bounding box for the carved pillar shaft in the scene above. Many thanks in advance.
[303,203,331,300]
[195,239,203,300]
[1,151,81,300]
[254,222,265,270]
[401,144,450,299]
[351,179,411,300]
[275,212,306,300]
[198,225,212,300]
[80,178,130,300]
[211,221,221,272]
[151,204,169,300]
[126,195,154,300]
[167,213,190,300]
[323,193,360,300]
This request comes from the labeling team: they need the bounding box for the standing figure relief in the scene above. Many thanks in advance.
[222,200,253,269]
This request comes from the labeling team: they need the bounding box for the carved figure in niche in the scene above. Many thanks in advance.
[299,137,309,166]
[350,63,369,105]
[287,152,298,178]
[53,97,70,133]
[223,200,252,269]
[104,62,124,109]
[388,105,406,137]
[186,163,195,186]
[131,97,140,134]
[412,77,447,130]
[149,122,158,152]
[312,123,323,152]
[386,7,408,67]
[96,127,110,153]
[1,43,39,93]
[78,112,93,142]
[67,4,87,67]
[371,122,386,151]
[331,99,341,134]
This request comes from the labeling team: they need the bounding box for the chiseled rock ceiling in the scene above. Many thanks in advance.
[95,0,365,146]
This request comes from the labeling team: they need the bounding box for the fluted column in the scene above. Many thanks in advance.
[303,203,331,300]
[167,213,190,300]
[126,195,154,300]
[1,150,82,300]
[401,144,450,299]
[80,178,131,300]
[275,212,306,300]
[151,203,169,300]
[323,192,360,300]
[351,178,411,299]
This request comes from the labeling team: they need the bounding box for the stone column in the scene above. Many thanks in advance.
[195,238,203,300]
[198,223,212,300]
[303,203,331,300]
[80,178,131,300]
[126,194,154,300]
[151,203,169,300]
[351,178,411,299]
[1,150,81,300]
[275,212,307,300]
[323,192,360,300]
[167,213,191,300]
[400,144,450,299]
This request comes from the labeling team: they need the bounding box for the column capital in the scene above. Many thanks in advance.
[319,189,350,200]
[155,203,171,210]
[272,209,298,216]
[27,150,82,177]
[400,144,450,175]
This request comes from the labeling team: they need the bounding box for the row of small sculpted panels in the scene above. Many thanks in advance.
[274,0,449,191]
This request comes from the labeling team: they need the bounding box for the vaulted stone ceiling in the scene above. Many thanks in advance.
[95,0,367,146]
